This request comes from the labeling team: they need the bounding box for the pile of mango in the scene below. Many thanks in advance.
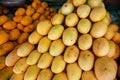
[0,0,120,80]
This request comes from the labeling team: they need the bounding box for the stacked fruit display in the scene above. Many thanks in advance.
[0,0,57,80]
[0,0,120,80]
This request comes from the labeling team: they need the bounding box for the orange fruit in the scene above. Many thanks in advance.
[20,16,33,26]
